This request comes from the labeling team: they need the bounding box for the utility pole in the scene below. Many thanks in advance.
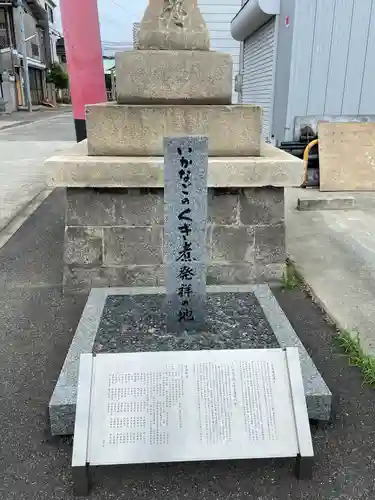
[17,0,32,112]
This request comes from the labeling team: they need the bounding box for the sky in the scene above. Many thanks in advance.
[54,0,148,55]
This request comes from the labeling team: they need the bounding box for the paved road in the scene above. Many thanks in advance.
[0,109,75,232]
[286,188,375,356]
[0,189,375,499]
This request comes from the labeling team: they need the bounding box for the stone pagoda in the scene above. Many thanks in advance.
[48,0,332,444]
[46,0,304,294]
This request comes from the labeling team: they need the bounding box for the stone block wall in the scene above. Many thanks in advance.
[64,187,286,293]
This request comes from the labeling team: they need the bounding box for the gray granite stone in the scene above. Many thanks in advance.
[49,288,108,435]
[240,187,285,226]
[67,188,118,226]
[253,285,332,421]
[210,226,255,262]
[49,403,76,437]
[64,227,103,266]
[62,261,281,294]
[103,227,163,266]
[207,264,256,285]
[164,136,208,331]
[94,292,278,354]
[63,265,165,294]
[207,189,239,225]
[67,188,164,226]
[49,285,332,436]
[256,263,285,284]
[297,196,355,211]
[255,224,286,265]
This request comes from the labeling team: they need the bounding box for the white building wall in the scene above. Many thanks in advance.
[242,19,277,142]
[198,0,242,103]
[285,0,375,140]
[45,0,61,63]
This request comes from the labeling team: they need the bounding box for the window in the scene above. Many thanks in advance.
[0,8,9,50]
[31,42,39,58]
[45,3,54,24]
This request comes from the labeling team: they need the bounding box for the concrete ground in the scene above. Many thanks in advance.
[1,189,375,499]
[0,106,72,129]
[0,107,75,233]
[286,187,375,356]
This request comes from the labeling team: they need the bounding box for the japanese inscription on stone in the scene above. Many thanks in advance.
[164,136,208,332]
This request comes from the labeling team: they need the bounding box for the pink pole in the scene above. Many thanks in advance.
[59,0,107,141]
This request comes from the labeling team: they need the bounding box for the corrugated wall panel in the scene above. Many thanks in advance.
[306,0,335,115]
[324,0,354,115]
[242,19,276,141]
[286,0,375,140]
[359,0,375,113]
[285,0,316,133]
[341,0,373,114]
[198,0,242,103]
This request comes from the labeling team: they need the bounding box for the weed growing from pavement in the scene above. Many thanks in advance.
[281,261,303,289]
[335,330,375,388]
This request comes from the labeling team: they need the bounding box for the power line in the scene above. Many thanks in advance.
[108,0,139,20]
[99,11,124,28]
[102,40,133,44]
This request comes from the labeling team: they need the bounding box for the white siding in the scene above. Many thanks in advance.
[242,19,277,141]
[286,0,375,140]
[198,0,242,103]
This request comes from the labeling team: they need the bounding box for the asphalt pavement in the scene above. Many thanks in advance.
[286,188,375,357]
[0,188,374,499]
[0,108,75,233]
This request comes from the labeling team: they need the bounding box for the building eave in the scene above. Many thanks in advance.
[231,0,280,41]
[25,0,48,22]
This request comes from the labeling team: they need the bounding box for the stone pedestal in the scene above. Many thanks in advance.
[115,51,233,104]
[45,0,304,294]
[62,185,286,294]
[86,104,262,156]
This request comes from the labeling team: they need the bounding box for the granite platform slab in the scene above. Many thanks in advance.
[49,285,332,436]
[45,141,304,188]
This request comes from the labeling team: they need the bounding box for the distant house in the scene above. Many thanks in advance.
[133,22,140,50]
[45,0,62,64]
[0,0,58,112]
[103,56,115,100]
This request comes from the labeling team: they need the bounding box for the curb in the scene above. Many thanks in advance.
[297,197,356,211]
[0,189,53,251]
[0,121,28,131]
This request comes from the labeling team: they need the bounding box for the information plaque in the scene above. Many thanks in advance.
[72,348,314,496]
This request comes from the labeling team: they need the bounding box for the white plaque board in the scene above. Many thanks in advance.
[74,348,313,468]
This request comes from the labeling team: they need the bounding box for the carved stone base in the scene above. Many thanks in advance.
[116,50,233,105]
[85,104,262,157]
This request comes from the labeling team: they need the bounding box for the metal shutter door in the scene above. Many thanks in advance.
[242,18,276,142]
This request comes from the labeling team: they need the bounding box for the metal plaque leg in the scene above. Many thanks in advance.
[72,354,94,496]
[73,464,91,496]
[285,348,314,480]
[295,454,313,479]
